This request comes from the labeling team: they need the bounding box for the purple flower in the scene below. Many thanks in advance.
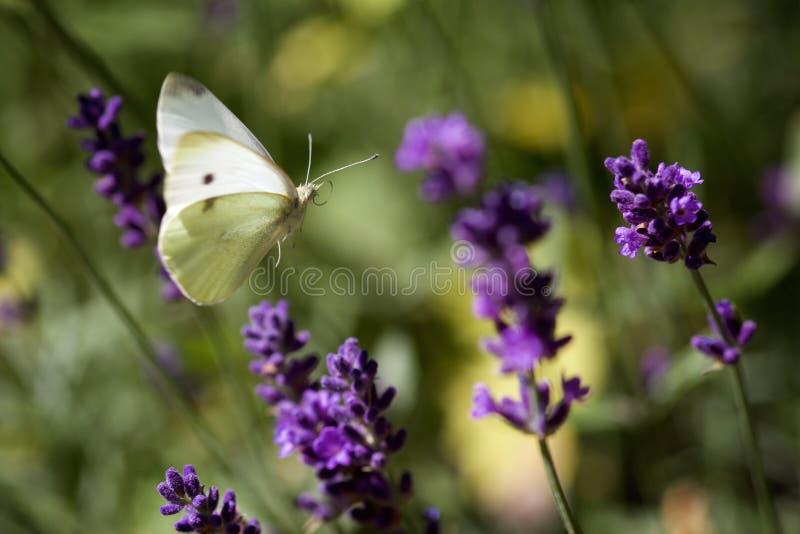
[606,139,716,269]
[395,112,485,202]
[535,172,577,212]
[69,89,180,300]
[156,465,261,533]
[691,299,756,365]
[422,507,441,534]
[640,347,670,392]
[243,300,316,405]
[472,375,589,437]
[454,183,586,436]
[614,226,649,258]
[272,339,410,527]
[452,182,550,267]
[754,166,796,237]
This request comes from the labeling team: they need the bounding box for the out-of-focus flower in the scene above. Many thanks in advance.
[157,464,261,533]
[396,113,485,202]
[451,182,549,267]
[640,346,670,392]
[754,166,796,237]
[69,89,180,300]
[690,299,756,365]
[606,139,716,269]
[0,234,40,329]
[535,172,577,212]
[661,479,715,534]
[453,183,587,438]
[202,0,240,32]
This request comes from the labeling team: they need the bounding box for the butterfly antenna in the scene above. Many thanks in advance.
[304,133,313,186]
[274,241,282,269]
[310,154,379,186]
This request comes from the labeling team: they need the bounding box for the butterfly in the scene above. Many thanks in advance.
[156,73,375,305]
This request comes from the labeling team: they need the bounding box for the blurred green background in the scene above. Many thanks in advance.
[1,0,798,532]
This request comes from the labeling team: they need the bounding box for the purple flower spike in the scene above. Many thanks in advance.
[68,88,180,300]
[691,299,756,366]
[156,465,260,533]
[243,300,316,405]
[395,112,485,202]
[452,182,586,438]
[606,139,715,269]
[244,301,427,530]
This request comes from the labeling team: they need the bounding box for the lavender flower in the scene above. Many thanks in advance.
[274,338,412,529]
[157,465,261,533]
[451,181,550,267]
[243,301,429,530]
[395,112,485,202]
[691,299,756,365]
[754,166,796,237]
[242,300,317,405]
[454,184,587,437]
[606,139,716,269]
[69,89,180,300]
[640,346,670,392]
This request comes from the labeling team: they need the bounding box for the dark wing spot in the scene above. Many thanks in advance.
[202,198,216,213]
[164,74,206,96]
[203,173,214,185]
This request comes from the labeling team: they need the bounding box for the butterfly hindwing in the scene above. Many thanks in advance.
[157,72,273,171]
[158,192,293,305]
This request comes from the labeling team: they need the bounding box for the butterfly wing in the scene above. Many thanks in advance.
[162,130,297,214]
[158,132,299,305]
[159,192,293,305]
[157,72,273,171]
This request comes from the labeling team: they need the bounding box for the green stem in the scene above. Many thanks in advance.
[538,437,583,534]
[688,269,781,534]
[529,372,583,534]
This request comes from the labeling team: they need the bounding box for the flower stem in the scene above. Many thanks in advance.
[538,437,583,534]
[689,269,781,534]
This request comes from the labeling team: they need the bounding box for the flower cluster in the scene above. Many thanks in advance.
[473,375,589,436]
[452,183,588,437]
[691,299,756,365]
[606,139,716,269]
[242,301,437,531]
[68,89,180,299]
[157,465,261,533]
[395,112,485,202]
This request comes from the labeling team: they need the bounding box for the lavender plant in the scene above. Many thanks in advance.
[606,139,780,533]
[397,112,586,532]
[453,183,587,533]
[68,88,180,300]
[242,300,439,532]
[157,465,261,533]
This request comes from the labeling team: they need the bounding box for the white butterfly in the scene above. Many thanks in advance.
[156,73,375,305]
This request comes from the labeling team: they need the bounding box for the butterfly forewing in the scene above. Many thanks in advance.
[157,72,273,171]
[163,131,296,214]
